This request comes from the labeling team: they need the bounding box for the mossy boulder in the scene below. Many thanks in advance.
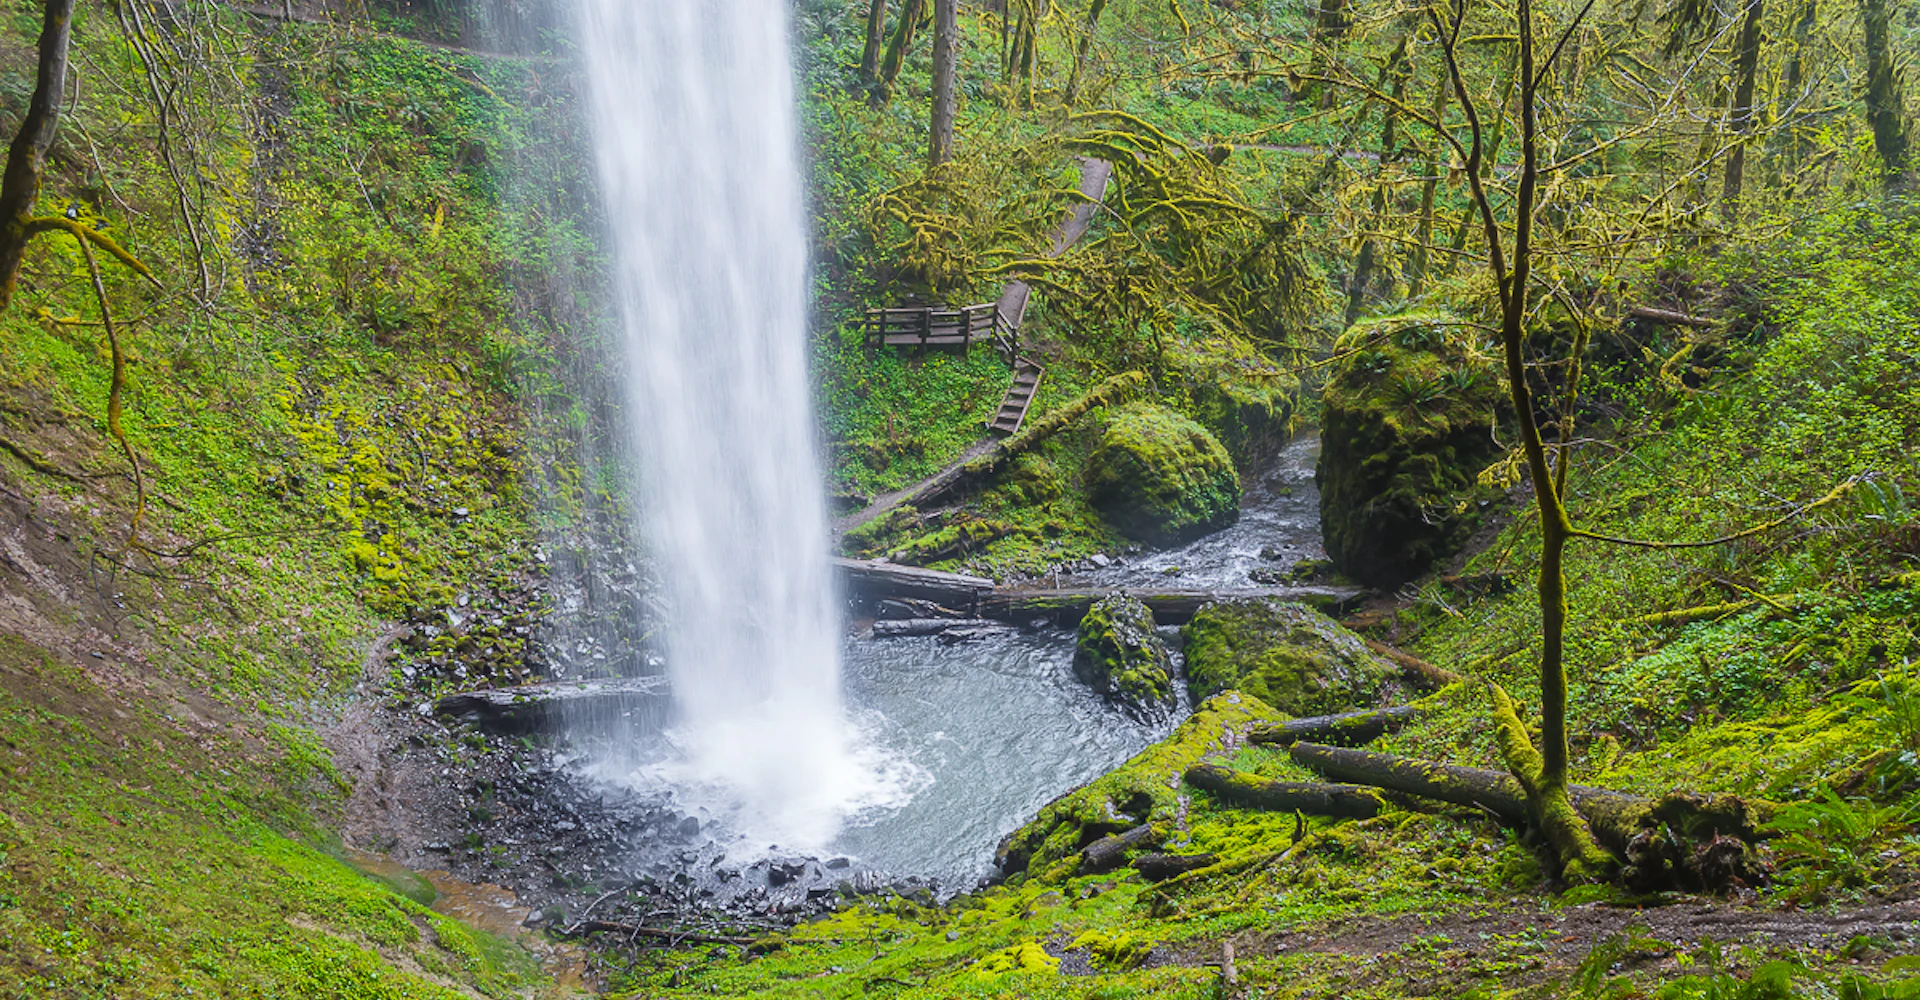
[995,692,1285,878]
[1181,598,1398,715]
[1165,339,1301,461]
[1072,595,1175,719]
[1316,313,1504,588]
[1084,403,1240,546]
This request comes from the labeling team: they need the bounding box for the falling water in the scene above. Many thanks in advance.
[578,0,904,851]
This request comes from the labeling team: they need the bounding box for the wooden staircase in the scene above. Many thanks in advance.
[988,356,1044,436]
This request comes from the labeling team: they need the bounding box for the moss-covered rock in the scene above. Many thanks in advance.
[1084,403,1240,545]
[1182,599,1398,715]
[995,692,1285,877]
[1165,338,1301,461]
[1072,595,1175,719]
[1316,312,1504,588]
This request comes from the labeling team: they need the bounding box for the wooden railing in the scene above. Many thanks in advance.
[863,302,1015,359]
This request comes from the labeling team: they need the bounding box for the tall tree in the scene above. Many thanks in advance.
[0,0,74,307]
[1719,0,1766,218]
[1065,0,1109,106]
[1860,0,1911,190]
[861,0,889,87]
[930,0,958,167]
[872,0,927,108]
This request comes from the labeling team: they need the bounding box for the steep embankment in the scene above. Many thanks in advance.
[0,7,602,997]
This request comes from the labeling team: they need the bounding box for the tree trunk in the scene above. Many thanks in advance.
[1184,763,1388,818]
[1285,742,1651,850]
[1719,0,1765,218]
[1134,852,1218,881]
[1347,38,1408,325]
[1860,0,1911,190]
[1248,706,1420,748]
[0,0,74,309]
[1064,0,1108,105]
[872,0,926,108]
[1408,59,1449,296]
[860,0,889,86]
[929,0,958,167]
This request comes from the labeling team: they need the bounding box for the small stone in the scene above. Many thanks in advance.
[423,841,453,853]
[1089,553,1112,568]
[946,931,961,942]
[554,820,578,832]
[825,856,851,869]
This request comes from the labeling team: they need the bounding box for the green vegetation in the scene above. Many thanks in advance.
[1084,402,1240,545]
[1183,599,1399,713]
[1071,593,1175,717]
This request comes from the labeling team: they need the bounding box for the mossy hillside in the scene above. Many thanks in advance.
[1183,599,1400,715]
[996,691,1284,877]
[0,10,602,996]
[1072,594,1175,718]
[0,638,545,1000]
[1317,312,1504,589]
[1085,402,1240,546]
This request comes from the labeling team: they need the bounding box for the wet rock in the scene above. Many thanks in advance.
[1317,313,1503,588]
[675,815,701,839]
[434,676,670,734]
[767,860,807,887]
[1182,599,1398,715]
[1072,595,1175,720]
[1085,404,1240,545]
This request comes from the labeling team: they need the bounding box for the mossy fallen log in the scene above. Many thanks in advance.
[1361,639,1464,689]
[1247,706,1419,747]
[1286,742,1773,890]
[1183,762,1387,818]
[1079,823,1158,872]
[1133,852,1219,882]
[1632,600,1758,627]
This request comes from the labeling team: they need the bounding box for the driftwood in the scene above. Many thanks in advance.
[1134,852,1220,882]
[1080,823,1158,872]
[871,618,998,638]
[1248,706,1420,748]
[981,585,1365,626]
[876,597,969,620]
[833,558,995,611]
[434,676,669,734]
[1362,639,1464,688]
[1184,763,1387,818]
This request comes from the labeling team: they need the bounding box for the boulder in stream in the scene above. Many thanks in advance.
[1072,594,1175,719]
[1181,598,1397,716]
[1084,403,1240,545]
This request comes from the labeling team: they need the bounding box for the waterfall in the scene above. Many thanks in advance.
[577,0,898,850]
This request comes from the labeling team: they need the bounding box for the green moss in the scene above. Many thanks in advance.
[1073,595,1175,718]
[1182,599,1399,714]
[997,691,1287,876]
[1162,336,1301,462]
[1317,312,1504,588]
[1084,403,1240,545]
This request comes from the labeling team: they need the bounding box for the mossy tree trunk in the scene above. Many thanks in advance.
[1719,0,1765,219]
[929,0,958,167]
[1408,56,1448,297]
[1064,0,1107,106]
[0,0,73,309]
[871,0,926,108]
[1860,0,1911,191]
[1430,0,1615,881]
[860,0,889,86]
[1347,36,1408,326]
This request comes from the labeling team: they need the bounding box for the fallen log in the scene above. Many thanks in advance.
[981,585,1366,626]
[833,557,995,612]
[1134,852,1220,882]
[1248,706,1419,748]
[1184,763,1387,818]
[870,618,999,638]
[1627,305,1715,328]
[565,919,758,947]
[1080,823,1158,872]
[434,676,669,734]
[1362,639,1464,689]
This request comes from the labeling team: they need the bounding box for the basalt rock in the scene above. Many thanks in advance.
[1182,598,1398,716]
[1085,403,1241,545]
[1316,313,1504,588]
[1072,594,1175,720]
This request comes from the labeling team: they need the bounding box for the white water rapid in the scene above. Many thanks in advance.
[578,0,908,852]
